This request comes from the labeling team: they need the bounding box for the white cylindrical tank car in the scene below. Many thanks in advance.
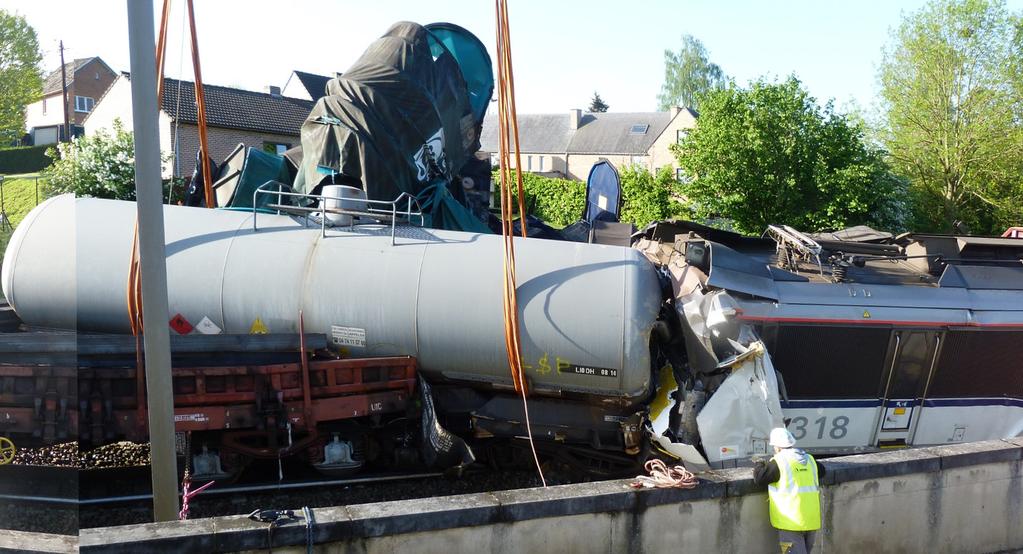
[2,194,664,400]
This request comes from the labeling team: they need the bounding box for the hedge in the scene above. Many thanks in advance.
[0,145,50,175]
[494,166,688,229]
[495,170,586,228]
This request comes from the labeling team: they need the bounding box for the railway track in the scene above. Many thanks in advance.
[0,469,444,506]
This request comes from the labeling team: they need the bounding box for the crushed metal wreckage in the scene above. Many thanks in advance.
[636,219,1023,468]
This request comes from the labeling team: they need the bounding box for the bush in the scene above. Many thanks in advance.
[0,145,49,174]
[42,119,168,200]
[493,165,686,229]
[43,120,135,199]
[619,165,688,229]
[495,170,586,228]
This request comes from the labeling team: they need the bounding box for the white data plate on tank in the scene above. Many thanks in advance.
[332,325,367,348]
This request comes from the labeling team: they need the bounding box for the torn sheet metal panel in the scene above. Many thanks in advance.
[695,341,784,466]
[677,288,729,375]
[648,365,711,471]
[705,241,779,301]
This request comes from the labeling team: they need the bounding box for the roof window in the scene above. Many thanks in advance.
[629,124,649,135]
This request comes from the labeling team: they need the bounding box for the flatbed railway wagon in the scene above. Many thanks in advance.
[0,331,418,478]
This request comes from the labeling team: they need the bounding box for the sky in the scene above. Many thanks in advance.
[6,0,1023,115]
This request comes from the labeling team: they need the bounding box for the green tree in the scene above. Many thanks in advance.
[657,35,726,111]
[673,77,907,234]
[43,119,164,200]
[618,165,685,228]
[879,0,1023,233]
[588,91,609,112]
[0,10,43,145]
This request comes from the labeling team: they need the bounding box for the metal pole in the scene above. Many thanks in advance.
[125,0,178,522]
[59,41,70,142]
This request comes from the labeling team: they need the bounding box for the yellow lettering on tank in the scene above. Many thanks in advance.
[535,353,551,375]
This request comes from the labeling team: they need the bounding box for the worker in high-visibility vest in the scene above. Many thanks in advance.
[753,427,826,554]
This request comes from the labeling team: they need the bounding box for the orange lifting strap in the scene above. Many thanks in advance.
[494,0,528,395]
[129,0,215,340]
[494,0,546,487]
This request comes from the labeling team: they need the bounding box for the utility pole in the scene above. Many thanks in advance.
[125,0,178,522]
[59,41,70,142]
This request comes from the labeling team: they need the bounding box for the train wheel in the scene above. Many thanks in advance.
[0,437,15,465]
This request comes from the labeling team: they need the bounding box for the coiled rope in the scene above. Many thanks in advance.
[630,459,699,489]
[494,0,545,487]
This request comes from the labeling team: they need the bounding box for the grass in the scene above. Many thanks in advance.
[0,174,47,300]
[1,175,45,227]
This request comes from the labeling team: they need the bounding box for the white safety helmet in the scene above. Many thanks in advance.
[769,427,796,448]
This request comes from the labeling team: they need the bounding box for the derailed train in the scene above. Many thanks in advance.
[2,20,1021,473]
[3,195,1022,472]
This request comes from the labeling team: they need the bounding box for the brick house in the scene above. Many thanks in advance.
[23,57,118,145]
[478,107,698,180]
[86,73,315,178]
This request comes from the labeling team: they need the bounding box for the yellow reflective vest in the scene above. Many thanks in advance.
[768,448,821,531]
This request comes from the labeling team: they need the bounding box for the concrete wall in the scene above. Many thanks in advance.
[0,529,78,553]
[71,438,1023,554]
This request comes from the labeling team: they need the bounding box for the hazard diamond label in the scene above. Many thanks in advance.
[249,317,269,335]
[169,313,193,335]
[195,316,222,335]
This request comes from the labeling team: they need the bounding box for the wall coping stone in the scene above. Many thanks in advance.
[63,438,1021,553]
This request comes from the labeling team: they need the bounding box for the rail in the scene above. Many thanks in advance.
[251,182,425,245]
[0,471,445,506]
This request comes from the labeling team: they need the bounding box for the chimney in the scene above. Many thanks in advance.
[265,85,282,97]
[569,108,581,130]
[670,106,682,118]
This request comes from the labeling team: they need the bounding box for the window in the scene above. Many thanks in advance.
[263,142,290,155]
[42,97,46,115]
[490,153,498,168]
[677,129,689,143]
[675,167,690,183]
[74,96,95,113]
[527,155,532,171]
[539,155,545,172]
[629,124,649,135]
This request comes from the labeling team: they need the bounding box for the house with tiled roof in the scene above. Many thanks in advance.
[87,72,315,177]
[478,107,698,180]
[24,57,117,145]
[281,70,337,101]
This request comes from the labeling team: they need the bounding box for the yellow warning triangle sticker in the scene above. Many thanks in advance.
[249,317,269,335]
